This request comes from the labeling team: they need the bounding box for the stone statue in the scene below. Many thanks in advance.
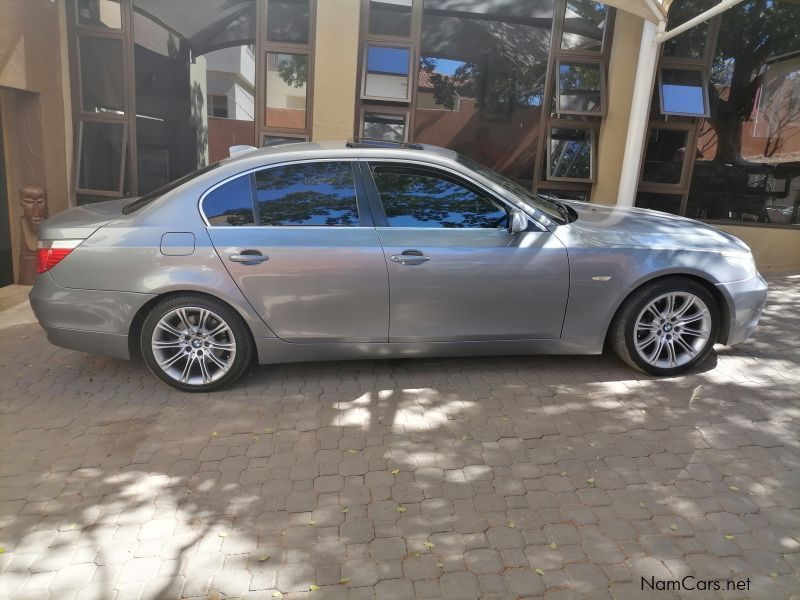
[18,186,47,285]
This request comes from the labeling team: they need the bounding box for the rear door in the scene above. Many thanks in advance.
[204,160,389,343]
[364,161,570,342]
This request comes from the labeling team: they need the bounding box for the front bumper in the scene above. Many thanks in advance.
[716,272,768,346]
[29,273,155,360]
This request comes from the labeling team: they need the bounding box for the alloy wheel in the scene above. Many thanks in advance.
[150,306,236,386]
[633,292,712,369]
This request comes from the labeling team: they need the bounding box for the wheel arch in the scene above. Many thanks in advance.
[127,290,259,361]
[605,272,731,347]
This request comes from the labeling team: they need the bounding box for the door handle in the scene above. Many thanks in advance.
[229,250,269,264]
[390,249,430,265]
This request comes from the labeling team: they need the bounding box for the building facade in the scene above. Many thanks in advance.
[1,0,799,286]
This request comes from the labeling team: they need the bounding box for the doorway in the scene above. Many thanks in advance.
[0,106,14,287]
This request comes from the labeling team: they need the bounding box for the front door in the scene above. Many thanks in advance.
[206,160,389,343]
[365,162,569,342]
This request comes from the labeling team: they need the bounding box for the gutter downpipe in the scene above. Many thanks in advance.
[615,0,747,208]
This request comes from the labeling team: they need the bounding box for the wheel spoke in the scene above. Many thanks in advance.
[680,326,709,337]
[674,336,697,357]
[665,293,676,317]
[206,322,229,337]
[205,350,227,369]
[635,332,658,351]
[647,337,665,363]
[677,310,709,326]
[208,341,235,352]
[159,350,186,369]
[665,339,677,367]
[198,354,212,384]
[153,339,184,349]
[179,354,196,383]
[176,308,194,332]
[157,320,184,338]
[673,297,697,320]
[197,309,210,332]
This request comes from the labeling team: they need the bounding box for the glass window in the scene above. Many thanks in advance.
[641,129,690,185]
[267,0,310,44]
[557,61,602,114]
[548,127,593,181]
[254,162,360,226]
[263,135,307,146]
[76,0,121,29]
[659,68,707,116]
[561,0,607,52]
[364,46,411,100]
[635,192,684,216]
[370,165,508,229]
[265,53,308,129]
[369,0,413,38]
[78,121,125,191]
[79,36,125,114]
[413,1,552,187]
[204,175,256,226]
[662,0,712,59]
[362,112,407,142]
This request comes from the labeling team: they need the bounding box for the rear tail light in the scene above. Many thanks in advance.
[37,240,82,274]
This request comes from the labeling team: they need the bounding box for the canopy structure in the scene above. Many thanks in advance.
[612,0,747,207]
[133,0,256,56]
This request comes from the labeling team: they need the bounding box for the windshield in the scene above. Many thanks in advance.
[455,154,568,225]
[122,161,221,214]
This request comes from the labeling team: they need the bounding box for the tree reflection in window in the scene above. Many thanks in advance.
[255,162,360,226]
[371,166,508,229]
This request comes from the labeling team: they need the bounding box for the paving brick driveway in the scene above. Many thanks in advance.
[1,274,799,600]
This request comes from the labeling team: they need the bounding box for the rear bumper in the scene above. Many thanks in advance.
[716,273,768,346]
[29,273,155,360]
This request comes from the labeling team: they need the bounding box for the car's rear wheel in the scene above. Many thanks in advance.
[141,294,253,392]
[611,277,720,376]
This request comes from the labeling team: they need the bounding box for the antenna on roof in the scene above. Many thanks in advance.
[229,145,257,157]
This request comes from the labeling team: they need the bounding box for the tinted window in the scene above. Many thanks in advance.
[370,165,508,229]
[267,0,310,43]
[204,174,255,226]
[255,162,360,226]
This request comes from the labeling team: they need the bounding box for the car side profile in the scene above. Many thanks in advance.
[30,141,768,391]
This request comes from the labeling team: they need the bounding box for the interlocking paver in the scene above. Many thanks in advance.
[0,274,798,599]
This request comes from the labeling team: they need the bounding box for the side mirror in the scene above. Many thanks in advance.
[509,208,529,234]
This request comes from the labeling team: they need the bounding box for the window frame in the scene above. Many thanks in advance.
[359,105,410,142]
[199,159,372,228]
[257,0,317,142]
[546,121,596,183]
[657,65,710,118]
[554,58,606,116]
[362,159,517,230]
[638,121,698,192]
[555,0,613,55]
[361,42,415,103]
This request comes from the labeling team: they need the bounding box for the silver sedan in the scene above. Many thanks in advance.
[30,142,768,391]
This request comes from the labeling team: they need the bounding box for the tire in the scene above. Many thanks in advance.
[610,277,720,376]
[141,293,253,392]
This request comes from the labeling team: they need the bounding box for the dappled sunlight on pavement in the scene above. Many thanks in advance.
[0,275,798,599]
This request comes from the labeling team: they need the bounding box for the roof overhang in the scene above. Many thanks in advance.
[601,0,671,23]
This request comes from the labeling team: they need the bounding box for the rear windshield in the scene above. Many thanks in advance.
[122,162,221,214]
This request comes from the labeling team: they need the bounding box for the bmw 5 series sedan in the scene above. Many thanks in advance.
[30,141,768,391]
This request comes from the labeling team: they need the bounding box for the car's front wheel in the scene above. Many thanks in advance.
[611,277,720,376]
[141,294,253,392]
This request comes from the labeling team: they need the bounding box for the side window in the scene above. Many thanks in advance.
[369,164,508,229]
[203,174,255,226]
[255,162,360,226]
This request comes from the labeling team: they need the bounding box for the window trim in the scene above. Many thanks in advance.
[554,58,606,116]
[199,159,370,228]
[359,105,410,142]
[638,121,698,192]
[362,159,531,230]
[546,122,596,183]
[555,0,614,56]
[657,65,710,118]
[361,42,415,103]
